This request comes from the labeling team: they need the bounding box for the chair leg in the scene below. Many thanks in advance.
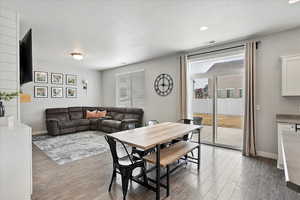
[108,168,116,192]
[120,169,131,200]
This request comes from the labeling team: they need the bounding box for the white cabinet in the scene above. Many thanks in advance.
[0,123,32,200]
[277,123,297,169]
[281,54,300,96]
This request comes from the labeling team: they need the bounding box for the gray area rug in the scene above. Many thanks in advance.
[33,131,109,165]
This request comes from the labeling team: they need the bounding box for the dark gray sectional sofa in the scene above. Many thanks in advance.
[45,106,144,136]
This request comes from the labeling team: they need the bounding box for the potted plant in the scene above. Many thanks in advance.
[0,92,18,117]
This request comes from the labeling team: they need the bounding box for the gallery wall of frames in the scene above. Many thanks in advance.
[33,71,77,98]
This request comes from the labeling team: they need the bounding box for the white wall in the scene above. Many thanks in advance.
[255,27,300,155]
[101,55,181,123]
[0,8,19,119]
[20,63,102,134]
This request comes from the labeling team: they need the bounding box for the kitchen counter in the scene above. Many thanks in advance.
[276,114,300,124]
[281,131,300,193]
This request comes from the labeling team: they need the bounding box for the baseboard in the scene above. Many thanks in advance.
[257,151,277,160]
[32,130,47,136]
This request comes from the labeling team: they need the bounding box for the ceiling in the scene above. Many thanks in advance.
[2,0,300,70]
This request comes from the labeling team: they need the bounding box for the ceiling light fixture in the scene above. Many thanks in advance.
[70,52,84,60]
[289,0,300,4]
[200,26,208,31]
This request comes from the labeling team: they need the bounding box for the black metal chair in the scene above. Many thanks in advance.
[105,135,148,200]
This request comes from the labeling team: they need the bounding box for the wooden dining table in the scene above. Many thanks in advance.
[109,122,202,200]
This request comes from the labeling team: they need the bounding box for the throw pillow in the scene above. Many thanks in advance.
[97,110,107,118]
[86,110,98,119]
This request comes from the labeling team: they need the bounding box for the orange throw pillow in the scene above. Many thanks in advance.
[97,110,107,118]
[86,110,98,119]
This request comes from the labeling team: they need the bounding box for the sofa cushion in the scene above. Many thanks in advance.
[112,113,124,121]
[60,120,76,128]
[73,119,90,126]
[102,119,122,129]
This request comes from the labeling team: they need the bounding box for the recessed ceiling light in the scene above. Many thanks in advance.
[70,52,84,60]
[289,0,300,4]
[200,26,208,31]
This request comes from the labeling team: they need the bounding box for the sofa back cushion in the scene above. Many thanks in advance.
[68,107,83,120]
[46,108,69,121]
[112,113,124,121]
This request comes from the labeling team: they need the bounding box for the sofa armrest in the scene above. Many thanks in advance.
[46,118,61,136]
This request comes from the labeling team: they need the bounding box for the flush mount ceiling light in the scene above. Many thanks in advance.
[70,52,84,60]
[200,26,208,31]
[289,0,300,4]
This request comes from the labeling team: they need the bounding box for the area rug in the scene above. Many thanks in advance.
[33,131,109,165]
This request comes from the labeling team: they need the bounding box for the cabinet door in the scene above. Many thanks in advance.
[282,55,300,96]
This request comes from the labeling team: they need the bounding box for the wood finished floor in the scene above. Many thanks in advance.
[32,144,300,200]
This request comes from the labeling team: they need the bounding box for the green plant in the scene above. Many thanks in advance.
[0,92,18,101]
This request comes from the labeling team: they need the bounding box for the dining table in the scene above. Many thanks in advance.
[109,122,202,200]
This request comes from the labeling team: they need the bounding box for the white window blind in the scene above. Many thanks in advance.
[116,70,145,108]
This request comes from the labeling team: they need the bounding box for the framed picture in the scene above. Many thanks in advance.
[51,87,63,98]
[51,73,63,85]
[34,86,48,98]
[34,71,48,83]
[66,74,77,86]
[66,87,77,98]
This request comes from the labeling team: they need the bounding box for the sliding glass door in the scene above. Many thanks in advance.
[215,74,244,148]
[192,77,214,143]
[189,51,244,149]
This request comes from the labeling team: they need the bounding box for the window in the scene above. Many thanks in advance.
[116,70,145,107]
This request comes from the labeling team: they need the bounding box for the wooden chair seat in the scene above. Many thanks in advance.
[144,141,199,167]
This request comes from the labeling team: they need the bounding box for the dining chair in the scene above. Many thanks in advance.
[145,120,159,126]
[105,135,148,200]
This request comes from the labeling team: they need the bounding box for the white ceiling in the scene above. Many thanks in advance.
[2,0,300,70]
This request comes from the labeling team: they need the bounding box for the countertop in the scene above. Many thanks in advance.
[276,114,300,124]
[281,131,300,193]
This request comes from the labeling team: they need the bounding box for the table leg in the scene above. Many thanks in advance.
[197,128,201,171]
[156,144,160,200]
